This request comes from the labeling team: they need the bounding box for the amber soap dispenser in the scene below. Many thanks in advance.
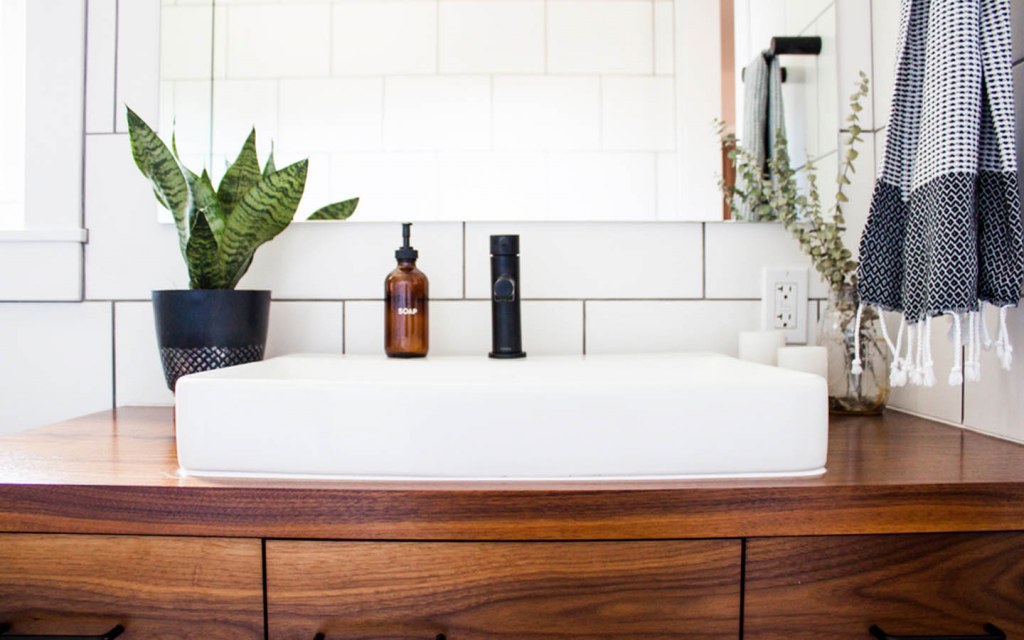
[385,223,428,357]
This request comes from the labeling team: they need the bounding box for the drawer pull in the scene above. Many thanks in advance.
[869,623,1005,640]
[0,624,125,640]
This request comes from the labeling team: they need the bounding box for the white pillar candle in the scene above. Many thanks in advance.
[737,330,787,366]
[777,345,829,378]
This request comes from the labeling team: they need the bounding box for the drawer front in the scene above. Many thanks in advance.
[0,533,263,639]
[267,540,740,639]
[745,532,1024,639]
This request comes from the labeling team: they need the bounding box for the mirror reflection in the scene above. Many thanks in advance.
[158,0,837,222]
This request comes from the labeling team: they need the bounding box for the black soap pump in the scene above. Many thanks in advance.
[489,235,526,359]
[385,223,429,358]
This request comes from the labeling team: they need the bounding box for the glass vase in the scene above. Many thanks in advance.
[817,284,890,415]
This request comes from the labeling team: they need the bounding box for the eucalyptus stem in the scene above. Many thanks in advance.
[718,72,870,295]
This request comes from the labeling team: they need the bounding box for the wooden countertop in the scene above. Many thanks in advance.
[0,407,1022,540]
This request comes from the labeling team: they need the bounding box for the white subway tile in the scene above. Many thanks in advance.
[0,302,113,435]
[266,301,344,357]
[871,0,900,128]
[162,80,212,160]
[238,222,464,299]
[548,153,657,220]
[656,152,679,220]
[384,77,491,151]
[437,153,547,220]
[211,80,278,159]
[160,5,213,80]
[601,77,675,151]
[278,79,383,153]
[654,0,674,76]
[114,301,174,407]
[1014,0,1024,62]
[345,300,584,356]
[115,0,161,132]
[493,77,601,151]
[964,305,1024,443]
[332,1,437,76]
[704,222,830,300]
[439,0,545,74]
[835,0,875,130]
[329,152,439,221]
[85,0,117,133]
[85,134,189,300]
[886,311,963,426]
[464,222,703,299]
[547,1,653,74]
[225,4,330,78]
[586,300,761,355]
[0,242,82,301]
[292,153,332,220]
[840,134,876,260]
[344,300,384,354]
[784,0,831,34]
[813,6,839,156]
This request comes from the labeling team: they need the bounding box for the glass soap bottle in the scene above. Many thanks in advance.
[385,223,428,358]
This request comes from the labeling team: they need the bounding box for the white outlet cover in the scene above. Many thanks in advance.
[762,267,809,344]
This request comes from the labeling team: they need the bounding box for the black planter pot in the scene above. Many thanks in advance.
[152,289,271,391]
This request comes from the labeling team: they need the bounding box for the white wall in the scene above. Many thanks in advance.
[1,0,997,438]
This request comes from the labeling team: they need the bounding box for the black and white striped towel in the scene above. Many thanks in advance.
[855,0,1023,386]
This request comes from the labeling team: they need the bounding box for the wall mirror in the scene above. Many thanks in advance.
[158,0,837,223]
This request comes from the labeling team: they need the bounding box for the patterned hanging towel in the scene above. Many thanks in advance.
[737,52,786,220]
[856,0,1023,387]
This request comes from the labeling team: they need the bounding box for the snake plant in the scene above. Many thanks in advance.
[126,107,358,289]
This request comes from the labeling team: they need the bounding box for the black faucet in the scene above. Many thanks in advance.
[489,235,526,359]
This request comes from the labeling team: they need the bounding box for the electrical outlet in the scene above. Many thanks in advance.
[763,268,809,344]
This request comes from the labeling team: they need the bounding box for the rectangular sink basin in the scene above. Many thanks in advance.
[175,353,828,480]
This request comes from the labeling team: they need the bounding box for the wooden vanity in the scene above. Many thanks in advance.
[1,408,1023,639]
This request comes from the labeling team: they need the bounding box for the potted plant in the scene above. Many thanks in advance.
[126,107,358,391]
[719,73,888,414]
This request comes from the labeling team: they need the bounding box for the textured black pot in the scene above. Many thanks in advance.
[152,289,271,391]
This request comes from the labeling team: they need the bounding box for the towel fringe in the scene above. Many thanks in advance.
[948,313,964,385]
[966,312,982,382]
[921,316,935,387]
[980,303,994,350]
[850,303,865,375]
[996,306,1014,370]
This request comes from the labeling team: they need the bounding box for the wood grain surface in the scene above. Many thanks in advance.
[0,533,264,639]
[744,533,1024,639]
[266,540,740,640]
[1,408,1024,539]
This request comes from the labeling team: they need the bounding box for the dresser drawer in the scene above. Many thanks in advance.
[0,533,263,639]
[267,540,740,639]
[744,532,1024,639]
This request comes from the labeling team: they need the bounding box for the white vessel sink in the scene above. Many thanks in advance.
[175,353,828,480]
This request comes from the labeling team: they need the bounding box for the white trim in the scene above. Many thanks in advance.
[0,228,88,243]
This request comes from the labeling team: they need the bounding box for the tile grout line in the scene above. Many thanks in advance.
[461,222,467,299]
[341,300,347,355]
[582,300,587,355]
[112,0,119,132]
[110,301,117,410]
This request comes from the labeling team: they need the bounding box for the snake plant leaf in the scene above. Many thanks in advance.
[126,107,189,255]
[307,197,359,221]
[263,143,276,178]
[185,208,224,289]
[193,170,226,244]
[218,128,262,220]
[220,159,308,287]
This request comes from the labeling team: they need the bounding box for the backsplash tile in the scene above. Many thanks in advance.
[114,302,173,407]
[464,222,703,299]
[346,300,584,357]
[84,0,117,134]
[331,1,438,76]
[600,77,676,151]
[383,77,492,151]
[704,223,830,300]
[439,0,546,74]
[225,4,331,78]
[547,1,654,75]
[0,303,113,435]
[492,77,601,151]
[586,300,761,355]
